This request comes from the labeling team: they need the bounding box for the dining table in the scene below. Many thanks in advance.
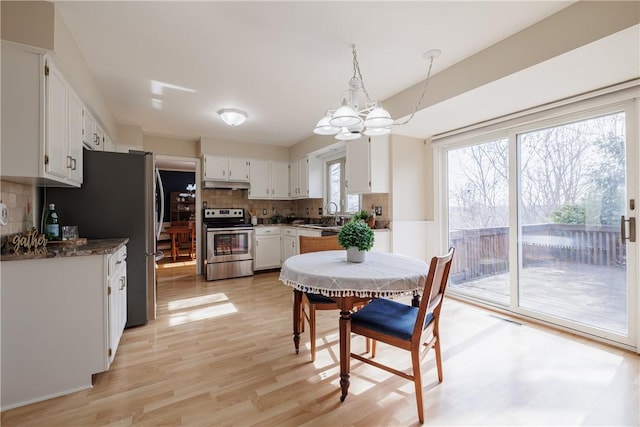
[164,225,192,261]
[279,250,428,402]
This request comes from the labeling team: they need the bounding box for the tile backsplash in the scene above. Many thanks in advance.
[201,189,390,226]
[201,189,324,223]
[0,180,36,236]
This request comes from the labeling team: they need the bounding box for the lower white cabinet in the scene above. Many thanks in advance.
[281,227,298,262]
[372,230,391,253]
[254,227,281,270]
[108,245,127,365]
[282,227,324,262]
[0,244,127,410]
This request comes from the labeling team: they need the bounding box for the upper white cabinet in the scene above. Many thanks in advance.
[290,157,322,199]
[82,108,100,151]
[67,90,84,185]
[203,155,249,182]
[346,136,389,194]
[1,44,83,187]
[248,160,289,199]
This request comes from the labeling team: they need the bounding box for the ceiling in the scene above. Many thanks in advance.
[55,1,638,148]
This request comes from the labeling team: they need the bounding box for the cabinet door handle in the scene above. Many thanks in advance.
[71,157,77,171]
[66,155,73,169]
[119,277,126,290]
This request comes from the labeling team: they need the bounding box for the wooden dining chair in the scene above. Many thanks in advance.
[298,235,367,362]
[349,248,455,424]
[188,220,196,259]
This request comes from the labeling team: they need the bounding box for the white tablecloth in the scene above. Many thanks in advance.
[279,250,428,298]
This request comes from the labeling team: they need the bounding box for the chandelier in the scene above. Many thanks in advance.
[313,45,441,141]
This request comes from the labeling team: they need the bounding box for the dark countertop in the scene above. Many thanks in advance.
[1,238,129,261]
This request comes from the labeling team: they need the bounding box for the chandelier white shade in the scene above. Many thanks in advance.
[218,108,247,126]
[313,46,440,140]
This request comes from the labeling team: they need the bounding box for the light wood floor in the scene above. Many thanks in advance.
[2,264,639,426]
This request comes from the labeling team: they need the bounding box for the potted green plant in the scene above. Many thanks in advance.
[355,209,371,222]
[338,218,375,263]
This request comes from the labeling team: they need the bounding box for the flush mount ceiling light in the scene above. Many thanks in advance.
[314,45,441,140]
[218,108,248,126]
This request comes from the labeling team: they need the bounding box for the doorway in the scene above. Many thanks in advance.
[155,155,200,273]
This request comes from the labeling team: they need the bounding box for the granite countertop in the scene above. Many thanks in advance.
[1,238,129,261]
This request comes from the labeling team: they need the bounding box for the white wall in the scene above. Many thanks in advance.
[199,137,289,161]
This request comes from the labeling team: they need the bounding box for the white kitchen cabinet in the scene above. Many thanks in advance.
[254,226,281,270]
[82,108,104,151]
[249,159,270,198]
[68,90,84,184]
[346,135,389,194]
[0,242,128,410]
[290,157,322,199]
[271,161,290,198]
[203,155,249,182]
[107,245,127,365]
[372,230,391,253]
[282,227,324,262]
[1,43,83,187]
[281,227,298,261]
[248,159,290,200]
[289,160,300,198]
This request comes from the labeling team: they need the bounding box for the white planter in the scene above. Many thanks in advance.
[347,246,366,263]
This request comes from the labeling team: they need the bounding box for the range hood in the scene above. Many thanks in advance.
[203,179,250,190]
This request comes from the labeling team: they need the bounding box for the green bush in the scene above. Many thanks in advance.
[550,204,585,224]
[338,219,375,251]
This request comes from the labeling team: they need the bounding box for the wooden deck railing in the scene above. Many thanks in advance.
[449,224,624,282]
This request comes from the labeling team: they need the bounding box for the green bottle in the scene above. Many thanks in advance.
[45,203,60,240]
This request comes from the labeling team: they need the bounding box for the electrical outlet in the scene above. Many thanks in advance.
[0,202,7,226]
[318,207,323,216]
[375,206,382,216]
[305,208,309,214]
[262,208,267,215]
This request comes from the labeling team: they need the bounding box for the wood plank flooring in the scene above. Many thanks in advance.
[2,265,638,426]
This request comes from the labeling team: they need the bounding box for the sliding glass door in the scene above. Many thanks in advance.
[447,138,510,306]
[444,104,635,346]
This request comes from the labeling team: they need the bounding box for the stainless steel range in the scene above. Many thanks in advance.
[202,208,254,281]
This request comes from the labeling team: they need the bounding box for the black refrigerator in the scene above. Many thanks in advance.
[43,150,159,327]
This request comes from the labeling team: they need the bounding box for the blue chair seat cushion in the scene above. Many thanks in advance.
[305,292,336,304]
[351,298,434,341]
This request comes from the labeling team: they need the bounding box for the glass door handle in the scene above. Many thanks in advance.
[621,216,636,242]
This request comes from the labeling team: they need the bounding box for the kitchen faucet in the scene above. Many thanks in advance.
[325,201,339,225]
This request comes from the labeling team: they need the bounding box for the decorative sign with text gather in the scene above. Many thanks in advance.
[11,228,48,255]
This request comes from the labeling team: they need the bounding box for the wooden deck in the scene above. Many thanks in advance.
[449,262,627,333]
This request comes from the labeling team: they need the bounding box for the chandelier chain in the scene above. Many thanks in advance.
[395,54,436,126]
[352,45,373,104]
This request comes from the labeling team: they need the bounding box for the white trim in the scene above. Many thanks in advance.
[432,80,639,146]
